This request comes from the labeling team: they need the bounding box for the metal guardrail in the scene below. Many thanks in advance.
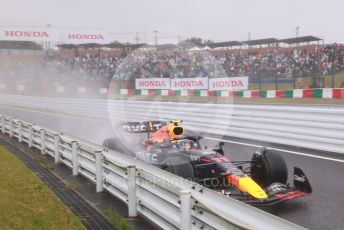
[110,101,344,154]
[0,94,343,153]
[0,114,304,230]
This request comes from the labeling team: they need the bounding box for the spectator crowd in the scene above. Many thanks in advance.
[1,43,344,88]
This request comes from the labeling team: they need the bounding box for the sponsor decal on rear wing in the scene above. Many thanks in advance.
[117,121,167,133]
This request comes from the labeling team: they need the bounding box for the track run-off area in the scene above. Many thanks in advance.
[0,95,343,230]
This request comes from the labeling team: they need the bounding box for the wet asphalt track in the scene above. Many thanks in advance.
[0,104,344,230]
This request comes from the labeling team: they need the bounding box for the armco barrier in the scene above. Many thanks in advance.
[110,101,344,153]
[0,114,304,230]
[0,95,343,153]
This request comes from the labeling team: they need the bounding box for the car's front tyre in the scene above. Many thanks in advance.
[161,155,195,181]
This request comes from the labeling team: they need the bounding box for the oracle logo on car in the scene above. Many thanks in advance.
[67,34,104,40]
[4,31,50,38]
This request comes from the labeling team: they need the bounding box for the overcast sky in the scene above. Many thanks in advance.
[1,0,343,44]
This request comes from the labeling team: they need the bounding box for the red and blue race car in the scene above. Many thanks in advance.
[103,120,312,205]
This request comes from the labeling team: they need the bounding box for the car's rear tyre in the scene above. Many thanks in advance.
[161,155,195,180]
[250,148,288,187]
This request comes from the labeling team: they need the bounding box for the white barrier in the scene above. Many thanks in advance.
[0,114,304,230]
[0,94,343,153]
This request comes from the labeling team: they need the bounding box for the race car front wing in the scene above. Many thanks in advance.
[223,167,312,206]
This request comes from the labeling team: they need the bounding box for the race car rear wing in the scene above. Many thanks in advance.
[117,121,167,133]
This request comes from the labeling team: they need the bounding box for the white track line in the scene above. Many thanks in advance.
[205,137,344,163]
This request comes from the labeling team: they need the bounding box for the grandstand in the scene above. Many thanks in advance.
[51,36,344,88]
[0,34,343,93]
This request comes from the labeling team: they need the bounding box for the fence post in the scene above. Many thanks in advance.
[40,129,45,154]
[72,141,79,176]
[54,134,60,164]
[127,165,137,217]
[1,116,5,134]
[28,125,33,148]
[180,190,191,230]
[9,119,13,137]
[95,151,103,192]
[18,121,22,142]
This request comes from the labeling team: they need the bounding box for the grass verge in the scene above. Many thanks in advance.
[0,145,85,230]
[105,207,131,230]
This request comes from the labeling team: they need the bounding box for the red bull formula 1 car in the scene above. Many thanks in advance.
[103,120,312,205]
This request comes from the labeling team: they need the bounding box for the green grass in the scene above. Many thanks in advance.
[105,207,131,230]
[0,145,85,230]
[32,154,56,171]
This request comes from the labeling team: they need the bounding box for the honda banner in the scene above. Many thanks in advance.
[209,76,249,91]
[59,29,109,44]
[171,77,208,90]
[0,27,56,42]
[135,78,171,90]
[0,27,109,43]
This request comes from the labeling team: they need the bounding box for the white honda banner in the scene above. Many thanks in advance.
[59,29,109,44]
[209,76,249,91]
[135,78,171,90]
[171,77,208,90]
[0,27,56,42]
[0,27,109,43]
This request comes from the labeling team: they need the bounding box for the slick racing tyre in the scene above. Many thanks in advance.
[250,147,288,187]
[161,155,195,180]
